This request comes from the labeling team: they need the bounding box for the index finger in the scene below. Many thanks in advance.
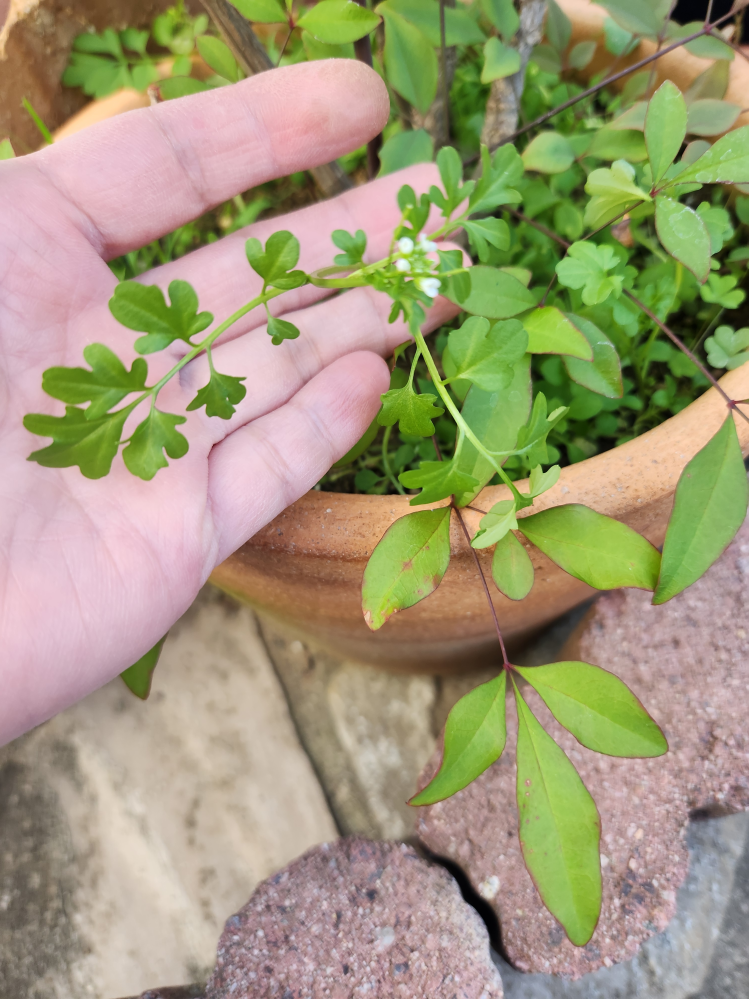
[31,60,389,259]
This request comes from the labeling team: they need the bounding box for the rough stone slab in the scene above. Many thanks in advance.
[205,837,504,999]
[417,519,749,978]
[0,588,337,999]
[258,617,438,839]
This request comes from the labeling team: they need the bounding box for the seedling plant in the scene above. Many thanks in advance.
[20,0,749,950]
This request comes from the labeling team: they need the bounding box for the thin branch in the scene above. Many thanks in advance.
[623,289,749,423]
[646,0,679,99]
[706,0,716,27]
[276,27,292,66]
[452,503,511,665]
[470,6,739,157]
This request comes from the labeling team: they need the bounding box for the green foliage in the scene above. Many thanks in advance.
[297,0,381,44]
[518,504,661,590]
[378,381,444,437]
[362,508,452,630]
[196,35,241,81]
[400,457,479,505]
[41,344,148,420]
[687,99,742,138]
[597,0,670,37]
[514,680,602,947]
[654,196,711,283]
[446,317,528,391]
[491,530,535,599]
[0,138,16,159]
[654,416,749,604]
[379,4,438,114]
[471,498,518,548]
[378,129,434,176]
[562,315,623,399]
[24,406,130,479]
[584,159,650,228]
[109,280,213,354]
[120,637,167,699]
[331,228,367,266]
[523,307,594,360]
[245,231,306,289]
[645,81,687,185]
[62,27,159,98]
[186,367,247,419]
[515,662,668,757]
[230,0,286,23]
[556,242,625,306]
[522,132,576,174]
[674,126,749,186]
[123,408,188,480]
[481,36,521,83]
[705,326,749,370]
[452,265,535,318]
[410,672,507,805]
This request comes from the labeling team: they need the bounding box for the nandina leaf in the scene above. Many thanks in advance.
[654,196,711,283]
[515,661,668,757]
[120,636,167,699]
[492,530,534,599]
[379,5,438,114]
[521,132,575,174]
[674,125,749,186]
[451,265,535,319]
[654,415,749,604]
[645,81,687,184]
[562,314,623,399]
[362,507,451,630]
[523,307,593,360]
[297,0,381,44]
[514,680,602,946]
[410,672,507,805]
[517,504,661,590]
[472,499,518,549]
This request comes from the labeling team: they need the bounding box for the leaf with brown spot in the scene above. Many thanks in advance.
[362,508,452,630]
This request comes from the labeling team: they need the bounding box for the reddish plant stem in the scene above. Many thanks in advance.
[452,503,511,667]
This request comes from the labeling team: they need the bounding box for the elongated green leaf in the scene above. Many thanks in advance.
[523,307,593,360]
[378,0,485,45]
[654,196,710,283]
[448,317,528,392]
[452,265,535,319]
[666,21,734,60]
[463,217,510,262]
[160,76,212,99]
[452,356,532,507]
[480,0,518,39]
[298,0,381,44]
[196,36,240,82]
[545,0,571,52]
[481,36,520,83]
[41,344,148,420]
[675,125,749,186]
[121,636,167,699]
[515,661,667,757]
[654,415,749,604]
[562,314,623,399]
[467,143,524,216]
[556,242,625,307]
[378,128,433,176]
[410,673,507,805]
[514,392,567,467]
[400,458,478,505]
[587,127,646,162]
[362,507,451,630]
[522,132,575,174]
[645,81,687,184]
[518,504,661,590]
[109,280,213,354]
[598,0,670,37]
[492,530,534,599]
[380,6,438,114]
[514,681,601,946]
[230,0,286,22]
[25,405,128,479]
[687,99,742,138]
[122,408,188,480]
[0,138,15,159]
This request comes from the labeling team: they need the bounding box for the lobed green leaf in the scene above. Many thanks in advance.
[378,381,444,437]
[41,344,148,420]
[109,280,213,354]
[186,367,246,420]
[447,317,528,392]
[400,458,479,505]
[645,81,687,185]
[122,408,188,480]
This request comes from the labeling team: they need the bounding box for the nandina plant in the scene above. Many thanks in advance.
[23,0,749,948]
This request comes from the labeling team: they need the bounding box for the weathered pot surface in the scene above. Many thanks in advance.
[211,366,749,672]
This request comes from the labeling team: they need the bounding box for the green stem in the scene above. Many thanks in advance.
[413,329,525,505]
[381,424,405,494]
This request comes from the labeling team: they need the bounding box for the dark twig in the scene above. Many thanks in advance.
[453,504,511,666]
[463,6,738,161]
[276,27,292,66]
[353,0,382,178]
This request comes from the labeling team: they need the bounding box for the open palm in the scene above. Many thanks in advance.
[0,60,457,744]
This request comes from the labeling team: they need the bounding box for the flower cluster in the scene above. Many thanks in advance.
[394,233,441,298]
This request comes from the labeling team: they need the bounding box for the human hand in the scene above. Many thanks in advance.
[0,60,459,744]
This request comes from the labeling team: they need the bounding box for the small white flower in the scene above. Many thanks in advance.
[395,258,411,273]
[397,236,414,254]
[417,233,437,252]
[416,276,441,298]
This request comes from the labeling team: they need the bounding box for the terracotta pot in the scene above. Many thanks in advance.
[212,366,749,671]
